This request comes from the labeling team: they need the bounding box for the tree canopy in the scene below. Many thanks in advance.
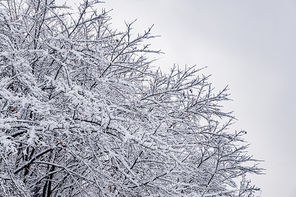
[0,0,262,196]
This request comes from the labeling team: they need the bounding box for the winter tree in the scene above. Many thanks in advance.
[0,0,263,196]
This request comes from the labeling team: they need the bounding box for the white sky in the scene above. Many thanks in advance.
[68,0,296,196]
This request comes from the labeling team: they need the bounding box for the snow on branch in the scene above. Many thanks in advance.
[0,0,263,196]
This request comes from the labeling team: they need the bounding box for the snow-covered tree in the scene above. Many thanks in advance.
[0,0,263,196]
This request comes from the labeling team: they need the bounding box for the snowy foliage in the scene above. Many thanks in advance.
[0,0,263,196]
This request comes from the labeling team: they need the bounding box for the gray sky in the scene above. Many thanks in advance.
[70,0,296,196]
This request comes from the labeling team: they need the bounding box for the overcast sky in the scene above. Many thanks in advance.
[69,0,296,196]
